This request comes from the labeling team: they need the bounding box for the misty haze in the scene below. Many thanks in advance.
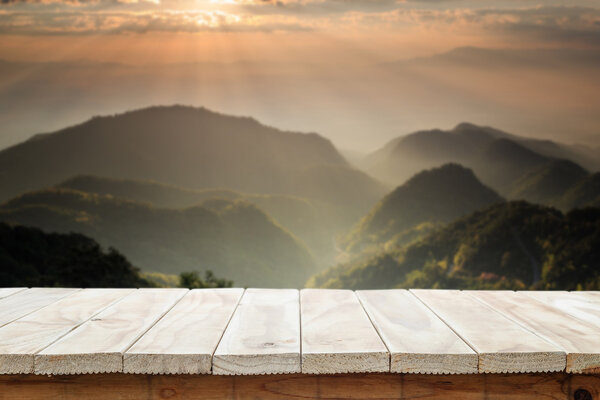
[0,0,599,292]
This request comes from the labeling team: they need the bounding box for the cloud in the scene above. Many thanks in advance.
[340,6,600,46]
[0,9,313,33]
[0,0,598,46]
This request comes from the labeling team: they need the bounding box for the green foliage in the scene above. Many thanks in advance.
[0,188,316,288]
[0,223,152,288]
[341,164,503,254]
[310,202,600,290]
[178,270,233,289]
[141,271,179,287]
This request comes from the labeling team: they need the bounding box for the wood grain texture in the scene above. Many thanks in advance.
[469,290,600,374]
[213,288,300,375]
[521,291,600,329]
[357,290,477,374]
[301,289,389,374]
[35,289,187,375]
[124,288,244,375]
[1,372,598,400]
[0,288,27,300]
[0,289,134,374]
[0,288,79,328]
[412,290,566,374]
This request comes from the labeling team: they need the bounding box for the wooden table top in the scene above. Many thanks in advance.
[0,288,598,376]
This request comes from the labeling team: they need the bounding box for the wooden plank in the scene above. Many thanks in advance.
[212,288,300,375]
[35,288,187,375]
[0,372,596,400]
[411,289,565,373]
[124,288,244,374]
[0,288,134,374]
[0,288,27,299]
[521,291,600,329]
[469,290,600,374]
[0,288,79,328]
[357,289,477,374]
[301,289,389,374]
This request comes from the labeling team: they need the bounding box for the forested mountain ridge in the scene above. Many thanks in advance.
[58,174,379,264]
[0,187,316,287]
[308,202,600,291]
[341,164,503,254]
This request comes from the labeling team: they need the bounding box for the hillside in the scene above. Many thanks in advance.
[558,173,600,210]
[308,202,600,291]
[365,122,595,198]
[0,222,152,288]
[0,106,385,212]
[474,138,550,194]
[341,164,503,253]
[0,188,316,287]
[58,174,371,264]
[510,160,589,206]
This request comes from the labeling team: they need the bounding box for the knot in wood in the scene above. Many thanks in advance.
[574,388,592,400]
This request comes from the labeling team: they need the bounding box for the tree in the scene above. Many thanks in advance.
[178,270,234,289]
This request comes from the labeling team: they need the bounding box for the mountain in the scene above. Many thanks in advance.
[308,202,600,291]
[341,164,503,254]
[0,222,152,288]
[0,106,385,213]
[510,160,589,206]
[0,188,316,287]
[365,122,597,197]
[558,173,600,211]
[58,174,372,265]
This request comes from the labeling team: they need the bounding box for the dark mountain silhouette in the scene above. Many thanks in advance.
[510,160,589,206]
[0,106,386,210]
[309,202,600,291]
[0,188,316,287]
[341,164,503,254]
[0,222,152,288]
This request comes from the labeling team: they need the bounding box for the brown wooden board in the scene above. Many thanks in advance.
[0,372,599,399]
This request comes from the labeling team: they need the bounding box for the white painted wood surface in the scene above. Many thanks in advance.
[412,289,566,373]
[301,289,389,374]
[0,288,79,328]
[470,290,600,373]
[522,291,600,329]
[125,288,244,374]
[35,289,187,375]
[357,290,477,374]
[213,289,300,375]
[0,288,597,376]
[0,289,133,374]
[0,288,27,299]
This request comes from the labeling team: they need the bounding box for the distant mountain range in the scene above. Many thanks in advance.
[0,105,386,214]
[364,123,599,207]
[0,187,316,287]
[1,105,598,290]
[309,202,600,291]
[341,164,503,254]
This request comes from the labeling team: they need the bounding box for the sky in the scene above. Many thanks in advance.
[0,0,599,152]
